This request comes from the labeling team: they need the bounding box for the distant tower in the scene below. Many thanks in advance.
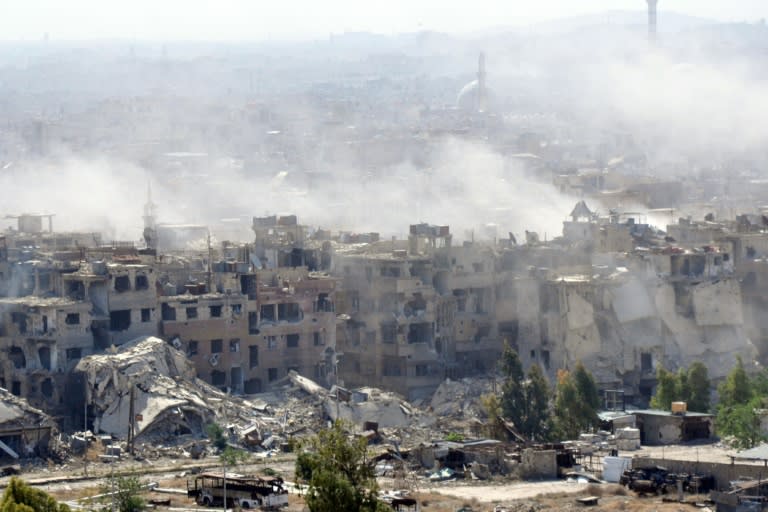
[142,182,158,250]
[647,0,659,43]
[477,52,487,113]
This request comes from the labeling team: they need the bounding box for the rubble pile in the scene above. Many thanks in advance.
[76,336,220,440]
[0,388,58,460]
[429,377,500,438]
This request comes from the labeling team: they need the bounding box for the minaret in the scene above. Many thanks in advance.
[477,52,487,113]
[647,0,658,44]
[142,182,158,249]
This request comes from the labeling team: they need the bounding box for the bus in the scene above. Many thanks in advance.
[187,472,289,510]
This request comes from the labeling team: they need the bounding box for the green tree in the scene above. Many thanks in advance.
[572,362,600,427]
[295,421,387,512]
[0,477,71,512]
[205,422,228,451]
[499,344,525,430]
[480,393,506,440]
[553,363,600,440]
[520,364,553,441]
[101,473,145,512]
[719,356,752,407]
[553,369,580,440]
[686,362,710,412]
[717,398,765,449]
[650,366,678,410]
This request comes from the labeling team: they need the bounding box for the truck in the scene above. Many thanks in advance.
[187,472,289,510]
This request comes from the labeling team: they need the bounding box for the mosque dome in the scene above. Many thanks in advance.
[456,80,495,112]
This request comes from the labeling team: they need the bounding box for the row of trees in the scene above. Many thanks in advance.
[650,361,710,412]
[483,344,601,442]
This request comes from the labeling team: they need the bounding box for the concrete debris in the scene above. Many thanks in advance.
[76,336,219,440]
[0,387,57,459]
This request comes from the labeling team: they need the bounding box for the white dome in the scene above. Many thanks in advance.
[456,79,494,112]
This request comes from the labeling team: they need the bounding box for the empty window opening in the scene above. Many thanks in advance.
[187,340,199,356]
[641,352,653,373]
[415,364,428,377]
[66,281,85,300]
[135,274,149,290]
[287,334,300,348]
[260,305,276,323]
[541,350,551,370]
[266,336,277,350]
[66,347,82,361]
[141,308,151,322]
[210,339,223,354]
[229,338,240,352]
[268,368,279,382]
[314,332,324,346]
[9,346,26,369]
[407,322,433,344]
[186,307,198,320]
[161,303,176,321]
[249,345,259,368]
[11,381,20,396]
[278,303,302,322]
[316,293,332,312]
[211,370,226,387]
[41,378,53,398]
[231,304,242,315]
[65,313,80,325]
[109,309,131,331]
[244,378,262,394]
[381,322,397,344]
[11,313,28,334]
[248,312,259,334]
[114,275,131,293]
[210,305,222,318]
[38,347,51,371]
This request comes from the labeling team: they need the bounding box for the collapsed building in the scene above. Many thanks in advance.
[0,201,765,434]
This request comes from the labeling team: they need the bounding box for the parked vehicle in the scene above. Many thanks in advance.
[187,472,288,510]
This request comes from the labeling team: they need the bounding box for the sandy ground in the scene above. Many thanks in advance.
[423,479,593,502]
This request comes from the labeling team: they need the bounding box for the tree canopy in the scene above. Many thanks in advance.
[649,362,711,412]
[295,421,388,512]
[499,345,553,441]
[553,363,600,439]
[1,477,71,512]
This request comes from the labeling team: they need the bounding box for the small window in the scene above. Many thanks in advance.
[287,334,299,348]
[415,364,428,377]
[65,313,80,325]
[249,345,259,368]
[268,368,279,382]
[530,349,536,359]
[210,305,222,317]
[141,308,151,322]
[66,348,82,361]
[231,304,242,315]
[229,339,240,352]
[211,339,223,354]
[186,307,198,319]
[114,275,131,292]
[314,332,324,346]
[135,274,149,290]
[266,336,277,350]
[188,340,199,356]
[541,350,551,370]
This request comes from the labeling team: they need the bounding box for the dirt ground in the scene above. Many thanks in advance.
[9,443,729,512]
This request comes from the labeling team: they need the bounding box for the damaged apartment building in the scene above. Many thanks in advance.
[159,215,337,394]
[331,202,760,404]
[333,223,502,400]
[0,215,157,427]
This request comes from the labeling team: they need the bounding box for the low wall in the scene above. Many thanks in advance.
[632,456,768,491]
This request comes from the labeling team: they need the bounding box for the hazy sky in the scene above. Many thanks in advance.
[1,0,766,41]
